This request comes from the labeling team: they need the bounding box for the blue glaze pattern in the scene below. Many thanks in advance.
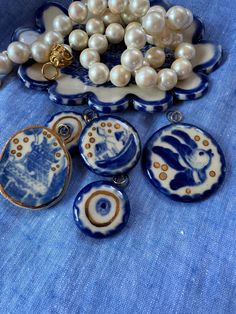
[45,111,85,152]
[144,123,226,202]
[0,126,71,209]
[12,1,223,112]
[79,116,141,177]
[73,181,130,238]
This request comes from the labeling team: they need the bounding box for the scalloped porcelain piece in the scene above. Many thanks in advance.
[12,1,223,112]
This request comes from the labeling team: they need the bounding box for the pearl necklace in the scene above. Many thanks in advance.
[0,1,196,91]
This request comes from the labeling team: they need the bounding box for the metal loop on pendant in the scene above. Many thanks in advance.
[167,111,184,124]
[113,174,130,189]
[42,62,59,81]
[83,109,99,124]
[57,123,72,140]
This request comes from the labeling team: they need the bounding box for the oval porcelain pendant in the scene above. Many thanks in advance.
[45,111,85,151]
[0,126,71,209]
[79,116,141,176]
[144,123,226,202]
[73,181,130,238]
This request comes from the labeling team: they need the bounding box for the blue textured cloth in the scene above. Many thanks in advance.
[0,1,236,313]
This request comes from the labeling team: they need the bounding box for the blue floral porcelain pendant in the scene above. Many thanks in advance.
[45,111,85,152]
[0,126,71,209]
[144,123,226,202]
[79,116,141,177]
[73,181,130,238]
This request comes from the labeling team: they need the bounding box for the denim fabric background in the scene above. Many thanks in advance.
[0,1,236,313]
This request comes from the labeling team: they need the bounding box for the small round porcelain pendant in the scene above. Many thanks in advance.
[0,126,71,209]
[45,111,85,151]
[144,123,226,202]
[79,116,141,176]
[73,181,130,238]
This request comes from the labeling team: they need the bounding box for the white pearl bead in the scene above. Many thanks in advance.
[121,48,143,72]
[102,9,123,26]
[153,27,174,48]
[171,58,192,80]
[108,0,128,14]
[170,32,184,49]
[87,0,107,16]
[53,15,73,36]
[110,65,131,87]
[147,5,166,17]
[7,42,31,64]
[86,18,105,35]
[0,52,13,75]
[121,7,139,24]
[142,12,165,36]
[166,6,193,31]
[125,22,143,32]
[105,23,124,44]
[80,48,100,69]
[175,42,196,60]
[69,30,88,51]
[89,62,110,84]
[124,27,146,49]
[88,34,108,54]
[135,66,158,88]
[44,31,64,46]
[129,0,150,17]
[145,47,165,69]
[68,1,88,23]
[157,69,178,91]
[31,41,50,63]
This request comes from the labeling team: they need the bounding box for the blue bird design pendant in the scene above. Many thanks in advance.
[144,123,226,202]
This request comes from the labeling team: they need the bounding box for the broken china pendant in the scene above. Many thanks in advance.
[144,112,226,202]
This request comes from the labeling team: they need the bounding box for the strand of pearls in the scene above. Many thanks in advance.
[0,0,196,92]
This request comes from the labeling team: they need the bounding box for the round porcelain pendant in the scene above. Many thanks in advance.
[79,116,141,176]
[0,126,71,209]
[73,181,130,238]
[144,123,226,202]
[45,111,85,151]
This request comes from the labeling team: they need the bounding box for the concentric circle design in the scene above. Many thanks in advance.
[144,123,226,202]
[73,181,130,238]
[0,126,71,209]
[46,111,85,151]
[79,116,141,176]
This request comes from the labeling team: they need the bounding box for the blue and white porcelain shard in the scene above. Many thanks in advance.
[0,126,71,209]
[79,116,141,177]
[45,111,85,151]
[73,181,130,238]
[144,124,226,202]
[14,1,223,112]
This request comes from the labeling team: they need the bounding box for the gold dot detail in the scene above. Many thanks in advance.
[153,162,160,169]
[194,135,200,141]
[17,153,22,158]
[90,137,95,144]
[53,142,58,147]
[17,145,23,151]
[23,137,29,143]
[186,188,192,194]
[203,140,209,146]
[47,134,52,139]
[88,132,93,137]
[56,152,61,158]
[108,129,112,133]
[101,122,106,127]
[159,172,167,181]
[11,150,16,155]
[13,138,19,144]
[56,165,60,169]
[85,144,91,149]
[161,164,168,171]
[115,124,121,129]
[92,127,96,131]
[87,152,93,158]
[107,122,112,127]
[209,171,216,177]
[51,167,56,171]
[43,131,47,136]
